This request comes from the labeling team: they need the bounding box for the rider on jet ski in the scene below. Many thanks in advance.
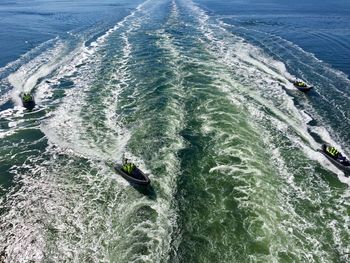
[294,81,307,87]
[323,145,350,166]
[122,157,135,175]
[22,93,33,102]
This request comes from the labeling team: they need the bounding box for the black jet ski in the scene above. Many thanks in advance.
[21,93,35,110]
[293,81,313,92]
[318,144,350,173]
[114,164,150,186]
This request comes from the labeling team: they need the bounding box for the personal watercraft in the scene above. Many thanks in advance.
[114,164,150,186]
[318,144,350,173]
[21,93,35,110]
[293,81,313,92]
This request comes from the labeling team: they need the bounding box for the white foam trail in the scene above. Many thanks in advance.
[1,0,153,110]
[7,41,68,93]
[1,2,167,261]
[222,20,350,100]
[0,38,60,80]
[34,0,158,159]
[39,1,162,154]
[173,1,350,260]
[183,0,350,177]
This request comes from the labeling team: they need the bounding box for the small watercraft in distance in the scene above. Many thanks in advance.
[293,80,313,92]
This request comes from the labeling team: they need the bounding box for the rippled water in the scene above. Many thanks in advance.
[1,0,350,262]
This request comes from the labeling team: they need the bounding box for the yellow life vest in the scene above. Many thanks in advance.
[327,147,338,157]
[123,163,135,174]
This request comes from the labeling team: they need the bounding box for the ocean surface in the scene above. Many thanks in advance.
[1,0,350,262]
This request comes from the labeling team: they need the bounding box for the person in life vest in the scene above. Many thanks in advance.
[325,145,340,158]
[323,145,350,165]
[22,93,32,102]
[122,158,135,175]
[295,81,306,87]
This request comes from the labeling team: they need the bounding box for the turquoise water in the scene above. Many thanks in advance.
[1,0,350,262]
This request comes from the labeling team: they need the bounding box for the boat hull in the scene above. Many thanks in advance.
[318,148,350,173]
[22,99,35,110]
[114,164,150,186]
[293,83,313,92]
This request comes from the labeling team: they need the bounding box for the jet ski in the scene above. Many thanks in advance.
[21,93,35,110]
[293,80,313,92]
[318,144,350,173]
[114,163,150,186]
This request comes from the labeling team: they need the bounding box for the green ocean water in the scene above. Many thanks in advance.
[1,0,350,262]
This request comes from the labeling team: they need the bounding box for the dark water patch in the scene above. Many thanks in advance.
[0,100,14,111]
[0,163,16,195]
[0,128,47,198]
[0,0,143,68]
[131,184,157,200]
[57,79,75,89]
[219,13,350,76]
